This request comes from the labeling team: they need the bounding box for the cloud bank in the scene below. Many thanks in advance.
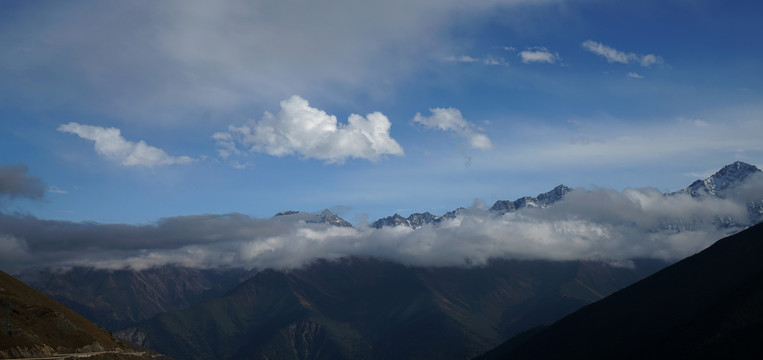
[214,95,404,164]
[413,108,493,149]
[58,123,195,167]
[1,177,760,273]
[582,40,663,67]
[0,165,45,200]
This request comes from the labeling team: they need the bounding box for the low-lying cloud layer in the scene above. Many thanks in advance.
[2,175,760,274]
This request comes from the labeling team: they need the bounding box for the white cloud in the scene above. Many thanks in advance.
[582,40,663,67]
[518,47,560,64]
[413,108,493,149]
[627,72,644,79]
[213,95,404,164]
[58,122,195,167]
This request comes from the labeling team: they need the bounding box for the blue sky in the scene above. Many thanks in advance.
[2,0,762,225]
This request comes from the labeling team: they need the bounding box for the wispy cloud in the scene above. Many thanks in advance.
[0,1,547,121]
[582,40,663,67]
[518,47,561,64]
[627,72,644,79]
[58,123,195,167]
[480,108,763,172]
[213,95,404,164]
[413,108,493,149]
[47,186,68,194]
[443,55,509,66]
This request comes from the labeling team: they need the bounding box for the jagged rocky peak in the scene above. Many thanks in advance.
[537,184,573,204]
[489,184,572,215]
[372,211,444,229]
[407,212,440,228]
[273,209,352,227]
[315,209,353,227]
[441,207,467,220]
[684,161,761,198]
[371,214,410,229]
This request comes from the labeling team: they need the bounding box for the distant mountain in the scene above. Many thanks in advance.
[0,270,158,359]
[475,222,763,360]
[674,161,763,224]
[373,162,763,229]
[679,161,760,198]
[274,209,353,227]
[373,185,573,229]
[490,185,572,215]
[118,258,666,360]
[30,266,254,330]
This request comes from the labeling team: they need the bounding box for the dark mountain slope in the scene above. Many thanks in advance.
[479,222,763,359]
[30,266,253,330]
[120,258,665,360]
[0,270,155,359]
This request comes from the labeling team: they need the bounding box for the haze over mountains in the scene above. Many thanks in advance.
[2,162,762,274]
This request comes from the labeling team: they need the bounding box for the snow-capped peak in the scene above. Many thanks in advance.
[685,161,761,198]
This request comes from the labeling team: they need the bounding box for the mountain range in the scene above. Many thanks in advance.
[18,161,763,359]
[327,161,762,230]
[116,258,666,360]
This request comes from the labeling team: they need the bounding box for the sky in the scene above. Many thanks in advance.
[1,0,763,272]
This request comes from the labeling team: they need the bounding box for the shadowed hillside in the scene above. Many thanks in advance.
[118,258,665,360]
[477,222,763,359]
[29,266,254,330]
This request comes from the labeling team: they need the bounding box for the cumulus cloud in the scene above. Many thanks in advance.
[0,165,45,200]
[213,95,404,164]
[413,108,493,149]
[582,40,663,67]
[1,178,759,273]
[518,47,560,64]
[58,123,195,167]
